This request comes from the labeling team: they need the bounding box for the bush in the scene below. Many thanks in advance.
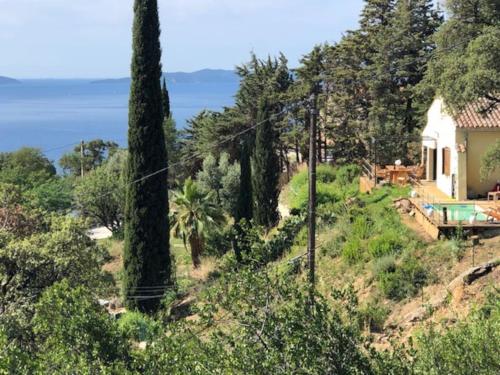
[118,311,160,342]
[413,295,500,374]
[372,255,397,277]
[335,164,361,187]
[291,182,340,211]
[342,238,364,264]
[289,164,337,193]
[351,215,373,240]
[358,301,390,333]
[378,257,428,300]
[368,231,404,258]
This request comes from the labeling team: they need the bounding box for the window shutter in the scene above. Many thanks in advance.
[442,147,451,176]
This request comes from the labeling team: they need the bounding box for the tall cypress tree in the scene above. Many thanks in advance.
[252,97,280,229]
[236,136,253,223]
[161,78,170,119]
[124,0,171,313]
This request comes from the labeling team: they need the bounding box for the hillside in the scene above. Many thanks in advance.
[91,69,239,85]
[0,76,20,85]
[101,165,500,348]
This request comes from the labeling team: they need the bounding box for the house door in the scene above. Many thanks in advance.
[432,149,437,180]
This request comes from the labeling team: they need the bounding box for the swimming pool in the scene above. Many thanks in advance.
[432,204,488,222]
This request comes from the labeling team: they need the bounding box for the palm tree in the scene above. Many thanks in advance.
[171,178,226,268]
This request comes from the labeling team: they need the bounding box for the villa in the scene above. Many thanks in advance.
[421,98,500,200]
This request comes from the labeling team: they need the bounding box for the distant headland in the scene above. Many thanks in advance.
[0,76,21,85]
[91,69,239,85]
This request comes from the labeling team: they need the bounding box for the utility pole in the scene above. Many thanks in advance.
[307,91,318,299]
[80,140,85,178]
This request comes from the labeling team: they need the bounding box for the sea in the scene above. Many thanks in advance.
[0,79,238,165]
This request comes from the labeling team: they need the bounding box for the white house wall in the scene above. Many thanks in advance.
[422,99,459,198]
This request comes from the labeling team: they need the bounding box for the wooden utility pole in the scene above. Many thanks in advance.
[80,140,85,178]
[307,92,318,294]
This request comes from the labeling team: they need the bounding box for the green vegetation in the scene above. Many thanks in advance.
[59,140,118,177]
[171,178,226,268]
[252,97,280,229]
[424,0,500,111]
[123,0,171,312]
[481,140,500,181]
[1,0,499,372]
[74,150,126,236]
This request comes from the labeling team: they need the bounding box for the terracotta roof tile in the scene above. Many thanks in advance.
[454,98,500,128]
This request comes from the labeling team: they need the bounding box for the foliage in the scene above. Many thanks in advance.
[32,281,130,374]
[0,216,111,334]
[423,0,500,111]
[413,294,500,374]
[0,147,56,190]
[197,153,241,218]
[342,238,364,264]
[59,139,118,176]
[139,271,373,375]
[368,231,404,258]
[0,183,42,237]
[252,97,280,229]
[74,150,126,236]
[117,311,160,342]
[358,300,390,333]
[480,140,500,181]
[123,0,171,313]
[235,136,253,222]
[449,224,467,261]
[378,256,428,301]
[289,164,359,213]
[24,176,73,213]
[171,178,226,268]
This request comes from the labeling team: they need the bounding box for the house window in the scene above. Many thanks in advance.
[442,147,451,176]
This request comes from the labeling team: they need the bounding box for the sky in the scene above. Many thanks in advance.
[0,0,366,79]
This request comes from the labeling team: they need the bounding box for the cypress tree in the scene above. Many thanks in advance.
[124,0,171,313]
[252,97,280,229]
[161,78,170,119]
[236,136,253,223]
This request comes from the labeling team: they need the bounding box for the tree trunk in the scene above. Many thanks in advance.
[189,235,203,269]
[295,140,300,164]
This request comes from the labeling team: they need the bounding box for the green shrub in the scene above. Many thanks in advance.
[368,231,404,258]
[372,255,397,277]
[449,225,466,261]
[118,311,159,342]
[342,238,364,264]
[290,164,337,191]
[414,295,500,374]
[378,257,428,300]
[358,301,390,333]
[320,237,342,258]
[335,165,361,187]
[291,182,340,211]
[351,215,373,240]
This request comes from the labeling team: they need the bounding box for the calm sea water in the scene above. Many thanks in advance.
[0,79,238,164]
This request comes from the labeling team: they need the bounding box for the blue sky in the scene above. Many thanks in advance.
[0,0,365,79]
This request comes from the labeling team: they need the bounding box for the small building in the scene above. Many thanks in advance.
[421,98,500,200]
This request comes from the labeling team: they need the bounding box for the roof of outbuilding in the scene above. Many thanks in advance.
[454,98,500,129]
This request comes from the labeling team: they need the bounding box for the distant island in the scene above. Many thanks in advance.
[0,76,21,85]
[92,69,239,85]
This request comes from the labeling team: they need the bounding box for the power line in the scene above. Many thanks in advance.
[83,99,309,202]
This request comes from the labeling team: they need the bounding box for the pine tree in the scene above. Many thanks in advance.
[124,0,171,313]
[252,97,280,229]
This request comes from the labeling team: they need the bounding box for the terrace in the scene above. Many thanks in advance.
[360,161,500,239]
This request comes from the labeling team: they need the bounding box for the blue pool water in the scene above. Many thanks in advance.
[432,204,488,222]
